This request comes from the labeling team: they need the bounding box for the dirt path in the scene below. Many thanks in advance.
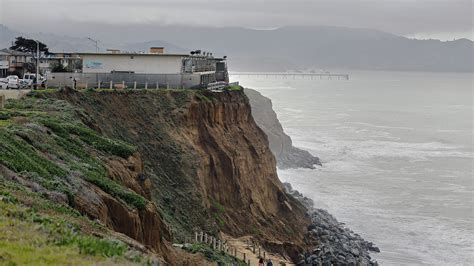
[221,234,294,266]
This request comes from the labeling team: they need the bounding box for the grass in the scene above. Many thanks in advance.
[195,91,213,103]
[0,177,149,265]
[0,97,147,210]
[83,169,147,210]
[226,85,242,91]
[40,117,137,159]
[0,130,67,178]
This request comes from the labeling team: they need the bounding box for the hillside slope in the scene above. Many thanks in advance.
[0,88,314,263]
[52,89,311,257]
[0,95,176,264]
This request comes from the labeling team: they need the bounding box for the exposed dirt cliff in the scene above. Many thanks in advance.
[245,88,321,169]
[1,88,324,264]
[0,92,214,264]
[52,89,312,259]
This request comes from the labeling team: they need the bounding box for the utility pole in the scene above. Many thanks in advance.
[34,40,39,89]
[87,37,100,86]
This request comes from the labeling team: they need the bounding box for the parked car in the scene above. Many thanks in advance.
[6,75,20,89]
[23,73,46,87]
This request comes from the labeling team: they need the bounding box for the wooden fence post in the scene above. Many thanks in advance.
[122,81,125,88]
[0,94,5,109]
[98,80,101,89]
[133,81,137,89]
[195,232,198,243]
[109,80,113,89]
[243,253,246,262]
[258,247,261,257]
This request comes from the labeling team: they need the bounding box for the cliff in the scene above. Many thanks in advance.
[0,88,316,264]
[53,89,311,255]
[0,88,376,264]
[245,88,321,169]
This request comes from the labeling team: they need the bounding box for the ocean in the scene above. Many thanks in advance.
[231,71,473,265]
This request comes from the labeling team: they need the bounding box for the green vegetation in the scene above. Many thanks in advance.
[225,85,242,91]
[41,118,136,159]
[0,97,147,210]
[184,243,246,266]
[195,91,213,103]
[0,176,150,265]
[83,169,147,209]
[211,199,226,228]
[0,131,67,178]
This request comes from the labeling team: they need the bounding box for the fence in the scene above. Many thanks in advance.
[190,231,272,266]
[46,72,204,89]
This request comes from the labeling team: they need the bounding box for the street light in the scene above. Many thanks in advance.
[87,37,99,52]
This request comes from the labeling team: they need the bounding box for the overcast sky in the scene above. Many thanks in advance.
[1,0,472,40]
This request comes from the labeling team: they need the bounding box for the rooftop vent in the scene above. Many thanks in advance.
[150,47,165,54]
[106,49,121,54]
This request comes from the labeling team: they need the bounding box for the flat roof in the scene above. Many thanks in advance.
[77,52,189,57]
[59,52,225,60]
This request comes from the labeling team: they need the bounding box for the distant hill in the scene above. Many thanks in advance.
[1,24,472,72]
[0,24,103,52]
[120,25,472,72]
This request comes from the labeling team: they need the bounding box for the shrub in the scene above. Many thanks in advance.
[84,170,147,210]
[0,131,66,178]
[41,118,136,159]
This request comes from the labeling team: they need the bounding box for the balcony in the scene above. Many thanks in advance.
[9,62,26,68]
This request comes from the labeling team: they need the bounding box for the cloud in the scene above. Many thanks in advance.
[1,0,472,39]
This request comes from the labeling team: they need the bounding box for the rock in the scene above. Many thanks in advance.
[245,88,322,169]
[284,185,380,265]
[351,248,360,256]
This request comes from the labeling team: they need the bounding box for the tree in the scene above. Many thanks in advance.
[51,62,72,73]
[10,36,50,57]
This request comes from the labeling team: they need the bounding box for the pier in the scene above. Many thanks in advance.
[230,72,349,80]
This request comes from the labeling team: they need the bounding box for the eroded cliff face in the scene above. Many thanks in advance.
[244,88,321,169]
[73,153,170,256]
[0,95,175,264]
[54,89,311,259]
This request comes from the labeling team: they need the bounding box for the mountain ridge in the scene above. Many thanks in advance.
[1,24,472,72]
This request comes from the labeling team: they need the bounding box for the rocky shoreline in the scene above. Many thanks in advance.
[283,183,380,265]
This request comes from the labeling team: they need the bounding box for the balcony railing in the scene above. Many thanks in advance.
[9,62,26,68]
